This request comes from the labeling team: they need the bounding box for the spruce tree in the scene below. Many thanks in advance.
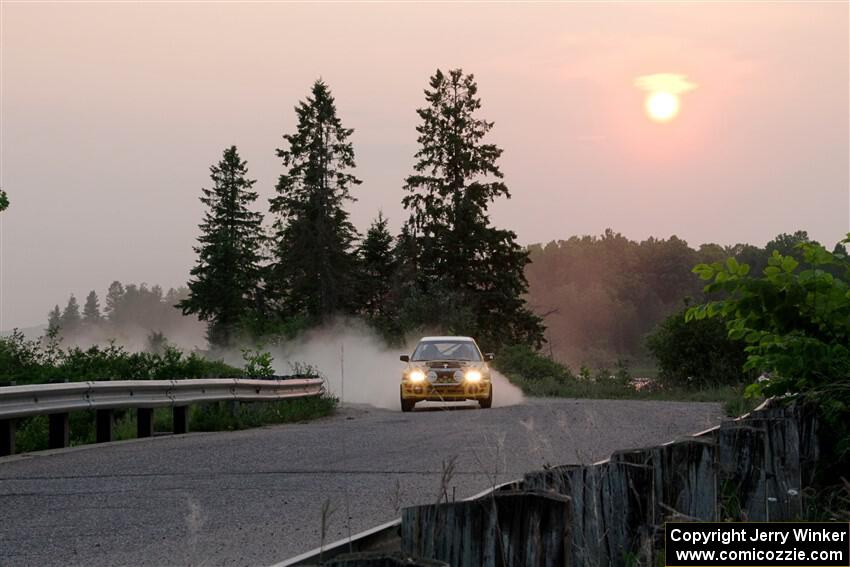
[357,212,396,320]
[47,305,62,333]
[178,146,265,347]
[82,290,102,326]
[104,281,125,321]
[268,80,361,324]
[402,68,544,349]
[61,295,82,334]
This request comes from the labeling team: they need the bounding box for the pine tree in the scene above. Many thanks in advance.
[357,212,396,320]
[178,146,265,347]
[61,295,82,334]
[268,80,362,324]
[47,305,62,333]
[82,290,102,326]
[401,68,544,349]
[104,281,125,321]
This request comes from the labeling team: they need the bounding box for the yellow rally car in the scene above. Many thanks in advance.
[399,336,494,412]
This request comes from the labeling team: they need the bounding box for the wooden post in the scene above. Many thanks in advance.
[604,456,656,565]
[402,490,571,567]
[96,409,114,443]
[0,419,14,457]
[48,413,70,449]
[137,408,154,438]
[748,410,803,521]
[655,438,717,523]
[173,406,189,434]
[795,404,821,494]
[718,422,767,521]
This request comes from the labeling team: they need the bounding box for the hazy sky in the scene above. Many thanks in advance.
[1,2,848,330]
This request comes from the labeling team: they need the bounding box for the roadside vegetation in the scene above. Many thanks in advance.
[688,237,850,477]
[0,334,337,454]
[494,345,757,417]
[0,329,239,386]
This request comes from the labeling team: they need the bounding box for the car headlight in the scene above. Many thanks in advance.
[409,369,426,383]
[464,369,482,382]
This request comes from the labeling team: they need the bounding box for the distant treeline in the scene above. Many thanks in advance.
[525,229,847,368]
[47,282,206,350]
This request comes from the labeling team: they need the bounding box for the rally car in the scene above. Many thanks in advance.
[399,336,494,412]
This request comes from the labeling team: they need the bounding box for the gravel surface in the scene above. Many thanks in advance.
[0,398,723,566]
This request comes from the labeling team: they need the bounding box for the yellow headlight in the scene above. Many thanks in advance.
[409,369,426,383]
[464,369,482,382]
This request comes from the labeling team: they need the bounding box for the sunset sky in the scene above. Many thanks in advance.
[1,2,848,330]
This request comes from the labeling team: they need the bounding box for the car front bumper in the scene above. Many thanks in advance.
[401,381,491,401]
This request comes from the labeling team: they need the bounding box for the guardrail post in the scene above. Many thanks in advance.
[0,419,14,456]
[96,409,114,443]
[48,413,70,449]
[173,406,189,434]
[137,408,154,438]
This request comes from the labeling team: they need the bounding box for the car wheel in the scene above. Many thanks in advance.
[400,389,415,412]
[479,385,493,409]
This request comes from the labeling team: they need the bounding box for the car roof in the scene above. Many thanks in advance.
[419,336,475,342]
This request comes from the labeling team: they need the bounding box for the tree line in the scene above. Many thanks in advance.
[178,70,543,350]
[525,229,846,368]
[47,282,204,350]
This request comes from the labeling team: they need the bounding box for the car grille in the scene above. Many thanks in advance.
[434,372,457,383]
[426,361,463,369]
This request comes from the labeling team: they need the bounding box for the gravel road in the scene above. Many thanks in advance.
[0,398,723,566]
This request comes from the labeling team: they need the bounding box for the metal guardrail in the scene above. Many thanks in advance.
[0,377,325,420]
[0,377,326,456]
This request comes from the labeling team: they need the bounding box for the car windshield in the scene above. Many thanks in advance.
[412,341,481,361]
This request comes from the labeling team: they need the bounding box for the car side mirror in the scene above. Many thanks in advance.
[399,355,410,363]
[485,353,495,361]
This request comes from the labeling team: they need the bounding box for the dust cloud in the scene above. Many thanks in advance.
[259,319,525,411]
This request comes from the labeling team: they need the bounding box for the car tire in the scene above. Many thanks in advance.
[400,389,416,413]
[479,385,493,409]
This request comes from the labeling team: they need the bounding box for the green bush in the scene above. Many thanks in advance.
[646,305,751,389]
[495,345,576,382]
[689,235,850,465]
[0,330,242,385]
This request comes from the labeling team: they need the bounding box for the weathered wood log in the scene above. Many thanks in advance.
[744,401,821,519]
[748,411,803,520]
[523,465,601,564]
[401,490,570,567]
[655,438,717,522]
[717,421,767,521]
[608,449,663,566]
[795,404,821,493]
[524,460,654,566]
[324,551,448,566]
